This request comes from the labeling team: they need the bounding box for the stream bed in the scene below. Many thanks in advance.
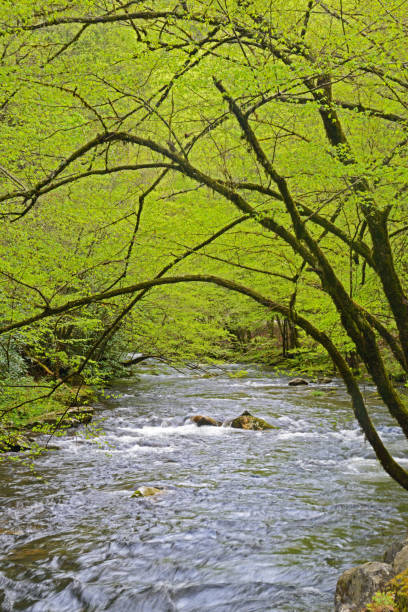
[1,363,408,611]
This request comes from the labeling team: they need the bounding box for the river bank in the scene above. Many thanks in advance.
[335,534,408,611]
[0,383,97,453]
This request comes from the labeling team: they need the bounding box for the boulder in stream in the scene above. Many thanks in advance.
[288,378,309,386]
[228,410,275,431]
[190,415,222,427]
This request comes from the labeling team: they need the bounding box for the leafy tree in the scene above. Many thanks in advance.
[1,1,408,489]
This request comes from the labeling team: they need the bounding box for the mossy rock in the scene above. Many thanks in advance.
[131,486,164,497]
[229,411,275,431]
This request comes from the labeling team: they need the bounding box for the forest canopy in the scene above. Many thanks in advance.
[1,1,408,489]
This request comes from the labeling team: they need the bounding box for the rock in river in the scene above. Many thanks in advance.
[190,415,222,427]
[228,410,275,431]
[131,486,164,497]
[288,378,309,386]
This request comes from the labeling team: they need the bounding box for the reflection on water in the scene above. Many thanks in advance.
[1,363,408,611]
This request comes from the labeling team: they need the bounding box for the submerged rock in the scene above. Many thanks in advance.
[0,527,25,536]
[288,378,309,386]
[131,486,164,497]
[334,561,394,611]
[229,411,275,431]
[190,415,222,427]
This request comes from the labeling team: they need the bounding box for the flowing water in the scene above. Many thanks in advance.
[1,363,408,612]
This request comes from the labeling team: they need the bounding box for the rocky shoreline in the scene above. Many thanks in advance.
[335,535,408,611]
[0,404,95,453]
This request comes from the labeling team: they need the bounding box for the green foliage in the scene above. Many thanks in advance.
[1,0,408,488]
[0,335,27,378]
[0,378,75,428]
[391,570,408,612]
[366,590,395,611]
[366,570,408,611]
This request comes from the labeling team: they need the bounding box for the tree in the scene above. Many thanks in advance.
[1,0,408,489]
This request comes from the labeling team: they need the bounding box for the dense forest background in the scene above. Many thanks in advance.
[1,0,408,490]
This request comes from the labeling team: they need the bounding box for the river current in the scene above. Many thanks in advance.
[1,363,408,611]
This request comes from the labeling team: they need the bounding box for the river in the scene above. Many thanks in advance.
[1,363,408,611]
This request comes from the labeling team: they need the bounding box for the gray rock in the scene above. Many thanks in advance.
[334,561,394,612]
[384,536,408,565]
[394,544,408,575]
[288,378,308,386]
